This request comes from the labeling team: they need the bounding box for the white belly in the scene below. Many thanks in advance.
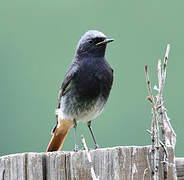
[55,97,105,123]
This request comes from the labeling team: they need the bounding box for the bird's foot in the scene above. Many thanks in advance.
[73,145,79,152]
[95,144,99,149]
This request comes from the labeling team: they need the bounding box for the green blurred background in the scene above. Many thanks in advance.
[0,0,183,157]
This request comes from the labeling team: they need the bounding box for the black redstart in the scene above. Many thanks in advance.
[46,30,114,152]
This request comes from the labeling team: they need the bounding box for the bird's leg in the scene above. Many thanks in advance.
[73,119,79,152]
[87,121,99,149]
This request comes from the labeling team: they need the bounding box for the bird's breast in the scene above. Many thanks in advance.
[73,57,113,100]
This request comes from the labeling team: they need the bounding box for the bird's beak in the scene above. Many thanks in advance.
[96,38,114,46]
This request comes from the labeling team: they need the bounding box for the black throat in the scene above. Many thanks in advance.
[75,44,107,59]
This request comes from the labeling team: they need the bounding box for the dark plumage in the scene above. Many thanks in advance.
[47,30,114,152]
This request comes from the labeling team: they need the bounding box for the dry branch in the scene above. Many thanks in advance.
[144,44,176,180]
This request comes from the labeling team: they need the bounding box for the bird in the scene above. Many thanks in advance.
[46,30,114,152]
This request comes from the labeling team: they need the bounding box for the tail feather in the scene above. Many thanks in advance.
[46,120,72,152]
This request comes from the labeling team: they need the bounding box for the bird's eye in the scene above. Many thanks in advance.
[88,40,93,44]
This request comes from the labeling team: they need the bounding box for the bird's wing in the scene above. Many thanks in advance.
[51,63,79,135]
[47,63,78,152]
[57,63,79,108]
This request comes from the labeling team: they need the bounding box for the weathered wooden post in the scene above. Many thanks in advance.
[0,146,177,180]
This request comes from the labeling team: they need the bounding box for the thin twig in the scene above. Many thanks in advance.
[145,66,160,180]
[146,129,168,155]
[159,44,170,97]
[145,66,159,146]
[81,135,99,180]
[156,44,176,146]
[157,59,162,91]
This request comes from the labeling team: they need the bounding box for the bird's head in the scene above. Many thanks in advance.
[75,30,114,58]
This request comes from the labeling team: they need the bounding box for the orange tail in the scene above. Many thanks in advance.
[46,120,73,152]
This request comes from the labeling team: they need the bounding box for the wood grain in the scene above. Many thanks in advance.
[0,146,178,180]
